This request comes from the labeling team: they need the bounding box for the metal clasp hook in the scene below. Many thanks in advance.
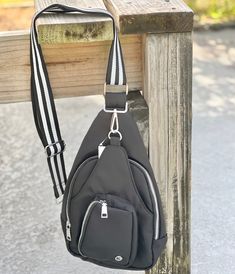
[108,109,122,140]
[110,109,119,132]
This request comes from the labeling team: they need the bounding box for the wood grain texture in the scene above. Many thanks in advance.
[0,31,142,103]
[35,0,193,43]
[103,0,194,34]
[35,0,113,44]
[143,32,192,274]
[0,31,31,103]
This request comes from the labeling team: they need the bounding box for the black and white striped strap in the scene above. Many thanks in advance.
[30,4,127,202]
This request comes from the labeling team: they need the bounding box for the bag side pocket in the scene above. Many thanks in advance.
[78,195,138,267]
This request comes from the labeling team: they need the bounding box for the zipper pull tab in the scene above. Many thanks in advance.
[101,201,108,219]
[66,220,71,241]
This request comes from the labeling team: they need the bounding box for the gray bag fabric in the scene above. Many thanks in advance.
[30,4,167,271]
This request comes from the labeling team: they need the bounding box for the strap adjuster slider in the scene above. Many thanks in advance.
[45,140,66,158]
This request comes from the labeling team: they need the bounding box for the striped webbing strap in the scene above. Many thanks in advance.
[30,4,127,202]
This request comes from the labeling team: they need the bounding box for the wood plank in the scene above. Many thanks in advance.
[0,31,142,103]
[143,32,192,273]
[35,0,113,44]
[35,0,193,44]
[103,0,194,34]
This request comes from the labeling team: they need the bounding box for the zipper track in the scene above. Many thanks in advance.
[65,156,98,241]
[77,200,101,256]
[65,156,160,241]
[129,159,160,240]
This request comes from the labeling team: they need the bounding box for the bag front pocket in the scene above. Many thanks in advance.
[78,194,138,267]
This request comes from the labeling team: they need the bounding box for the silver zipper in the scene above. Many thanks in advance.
[66,221,71,241]
[65,156,98,241]
[100,200,108,218]
[78,200,107,256]
[129,159,160,240]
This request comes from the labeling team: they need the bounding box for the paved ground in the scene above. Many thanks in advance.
[0,29,235,274]
[192,30,235,274]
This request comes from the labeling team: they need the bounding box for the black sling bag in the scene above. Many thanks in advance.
[30,4,167,270]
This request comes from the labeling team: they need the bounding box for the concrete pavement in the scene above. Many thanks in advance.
[192,29,235,274]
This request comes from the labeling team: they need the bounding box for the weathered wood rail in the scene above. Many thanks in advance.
[0,0,193,273]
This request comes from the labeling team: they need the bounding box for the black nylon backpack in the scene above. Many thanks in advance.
[30,4,167,270]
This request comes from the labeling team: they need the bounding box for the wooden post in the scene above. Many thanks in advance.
[143,33,192,274]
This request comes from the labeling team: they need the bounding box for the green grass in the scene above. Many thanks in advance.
[186,0,235,21]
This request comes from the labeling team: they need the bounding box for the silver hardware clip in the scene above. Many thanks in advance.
[66,220,71,241]
[100,201,108,219]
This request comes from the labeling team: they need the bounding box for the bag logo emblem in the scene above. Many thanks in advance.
[115,256,123,262]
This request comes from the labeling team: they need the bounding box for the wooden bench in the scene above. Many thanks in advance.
[0,0,193,273]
